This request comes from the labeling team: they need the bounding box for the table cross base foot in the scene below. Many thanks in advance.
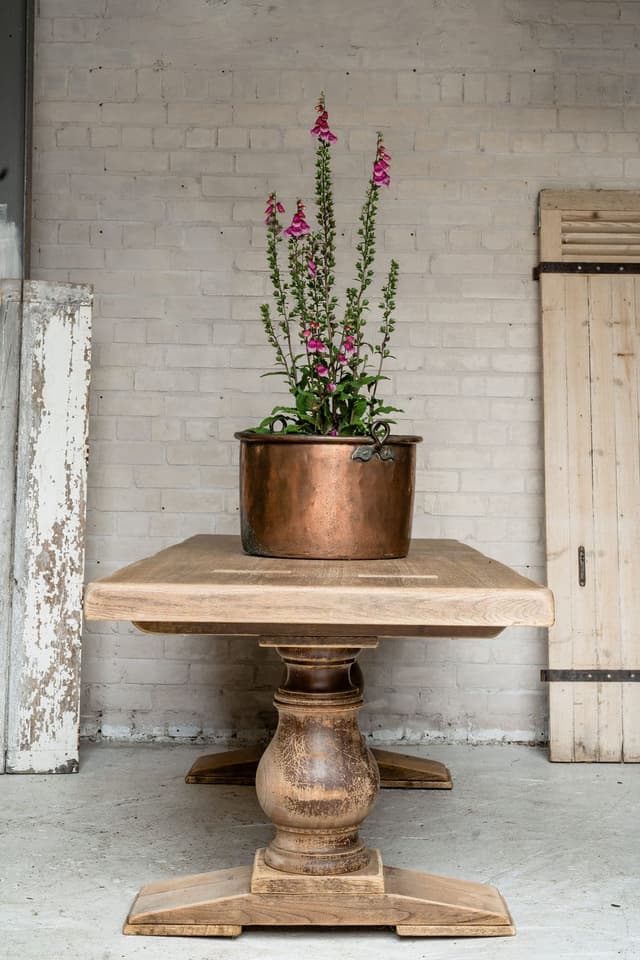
[185,746,453,789]
[123,849,514,939]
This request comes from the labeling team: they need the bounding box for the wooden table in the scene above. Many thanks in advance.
[84,534,554,939]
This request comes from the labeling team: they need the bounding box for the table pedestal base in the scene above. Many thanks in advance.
[124,847,514,939]
[185,746,453,790]
[127,640,510,940]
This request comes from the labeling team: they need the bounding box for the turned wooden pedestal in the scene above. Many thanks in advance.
[185,745,452,789]
[84,534,554,940]
[125,639,513,938]
[185,662,453,790]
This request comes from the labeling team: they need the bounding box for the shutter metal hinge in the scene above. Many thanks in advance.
[541,669,640,682]
[533,261,640,281]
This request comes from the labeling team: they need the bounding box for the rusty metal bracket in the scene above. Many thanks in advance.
[541,669,640,682]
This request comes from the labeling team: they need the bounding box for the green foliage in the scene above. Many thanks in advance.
[257,98,401,437]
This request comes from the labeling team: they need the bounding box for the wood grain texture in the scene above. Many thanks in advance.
[254,645,379,876]
[124,923,242,937]
[185,745,453,789]
[370,748,452,788]
[540,190,640,263]
[541,190,640,211]
[588,277,622,760]
[134,620,504,639]
[84,535,554,630]
[124,862,514,937]
[395,924,514,937]
[250,847,385,894]
[615,277,640,760]
[540,192,640,761]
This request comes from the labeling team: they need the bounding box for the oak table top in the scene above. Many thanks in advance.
[84,533,554,634]
[83,535,554,941]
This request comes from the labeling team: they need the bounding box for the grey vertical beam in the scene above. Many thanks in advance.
[0,280,23,773]
[0,0,34,277]
[6,281,92,774]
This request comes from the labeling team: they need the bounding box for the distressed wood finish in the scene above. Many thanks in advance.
[124,859,514,937]
[135,620,503,639]
[0,280,23,773]
[6,281,92,774]
[184,653,452,790]
[540,189,640,262]
[85,535,554,629]
[85,536,552,939]
[184,744,453,789]
[540,190,640,762]
[255,644,380,876]
[250,847,385,894]
[185,652,452,790]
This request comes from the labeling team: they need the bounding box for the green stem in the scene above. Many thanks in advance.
[368,258,399,417]
[266,221,296,385]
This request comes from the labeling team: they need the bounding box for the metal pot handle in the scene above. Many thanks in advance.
[268,415,290,433]
[352,421,394,462]
[370,420,390,450]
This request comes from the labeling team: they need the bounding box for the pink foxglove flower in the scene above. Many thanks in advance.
[372,135,391,187]
[258,95,401,438]
[310,94,338,144]
[284,199,311,238]
[264,193,285,225]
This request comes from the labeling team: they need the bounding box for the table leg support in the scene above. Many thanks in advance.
[125,640,512,939]
[185,662,452,790]
[185,746,453,788]
[124,851,514,938]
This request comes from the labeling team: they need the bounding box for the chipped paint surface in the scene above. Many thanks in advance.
[6,281,92,774]
[0,281,23,773]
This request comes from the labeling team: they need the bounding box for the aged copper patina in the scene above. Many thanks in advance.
[235,432,422,560]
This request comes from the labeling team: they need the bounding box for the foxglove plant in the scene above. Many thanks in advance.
[257,95,400,436]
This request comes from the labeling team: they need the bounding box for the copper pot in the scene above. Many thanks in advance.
[235,431,422,560]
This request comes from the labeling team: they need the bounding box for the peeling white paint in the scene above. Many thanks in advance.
[6,281,92,773]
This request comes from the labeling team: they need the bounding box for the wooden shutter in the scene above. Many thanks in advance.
[540,190,640,761]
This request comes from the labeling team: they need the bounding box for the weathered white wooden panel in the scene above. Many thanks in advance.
[6,281,92,773]
[0,280,23,774]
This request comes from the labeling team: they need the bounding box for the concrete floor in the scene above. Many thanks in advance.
[0,743,637,960]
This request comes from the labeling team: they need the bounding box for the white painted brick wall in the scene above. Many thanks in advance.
[31,0,640,745]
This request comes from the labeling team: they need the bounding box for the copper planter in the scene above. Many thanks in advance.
[235,432,422,560]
